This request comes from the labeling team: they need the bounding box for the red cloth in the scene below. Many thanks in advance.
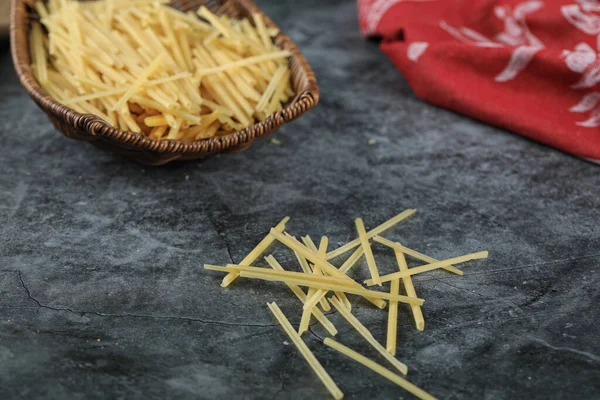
[359,0,600,163]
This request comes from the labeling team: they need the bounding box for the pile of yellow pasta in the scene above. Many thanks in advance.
[29,0,294,141]
[205,209,489,399]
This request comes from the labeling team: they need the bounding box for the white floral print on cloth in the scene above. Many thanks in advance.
[407,42,429,61]
[358,0,600,162]
[569,92,600,126]
[561,0,600,34]
[562,1,600,126]
[358,0,433,35]
[440,1,545,82]
[563,41,600,89]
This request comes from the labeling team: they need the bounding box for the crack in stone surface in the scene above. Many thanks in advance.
[15,270,274,328]
[308,325,325,342]
[531,338,600,363]
[206,212,235,264]
[270,351,296,400]
[442,252,600,280]
[433,277,524,315]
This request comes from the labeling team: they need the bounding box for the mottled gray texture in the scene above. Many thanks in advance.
[1,1,600,399]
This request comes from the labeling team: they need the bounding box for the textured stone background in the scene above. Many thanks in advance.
[1,1,599,399]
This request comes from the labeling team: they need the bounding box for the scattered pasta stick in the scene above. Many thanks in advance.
[264,255,337,336]
[373,235,463,276]
[395,249,425,331]
[205,264,355,286]
[300,235,331,312]
[270,229,388,309]
[220,216,289,287]
[355,218,381,286]
[324,338,437,400]
[288,234,313,274]
[316,237,332,312]
[238,271,424,305]
[301,276,368,315]
[338,246,364,274]
[364,251,488,286]
[329,296,408,375]
[334,290,352,311]
[386,275,400,356]
[298,236,331,334]
[323,236,352,310]
[288,233,331,317]
[204,210,487,400]
[302,284,331,311]
[301,236,318,252]
[326,209,417,259]
[268,303,344,400]
[318,237,328,255]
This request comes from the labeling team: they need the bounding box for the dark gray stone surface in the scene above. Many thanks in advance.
[1,1,599,399]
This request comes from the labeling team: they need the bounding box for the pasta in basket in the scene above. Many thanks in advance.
[29,0,295,141]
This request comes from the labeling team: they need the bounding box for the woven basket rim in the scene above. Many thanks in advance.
[10,0,320,155]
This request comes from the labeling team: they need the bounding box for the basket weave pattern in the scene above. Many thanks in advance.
[10,0,319,165]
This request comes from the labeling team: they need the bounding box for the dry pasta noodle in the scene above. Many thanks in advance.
[264,255,337,336]
[324,338,437,400]
[194,50,291,77]
[339,246,364,274]
[288,234,313,275]
[301,236,319,253]
[326,209,417,259]
[288,232,332,330]
[355,218,381,285]
[201,209,487,400]
[373,235,463,276]
[204,264,356,286]
[364,251,489,286]
[237,271,424,305]
[386,280,400,356]
[220,216,289,288]
[30,0,295,141]
[317,237,352,311]
[268,303,344,400]
[395,249,425,332]
[298,236,330,334]
[329,296,408,375]
[269,229,388,309]
[300,236,332,312]
[386,250,404,356]
[317,237,351,311]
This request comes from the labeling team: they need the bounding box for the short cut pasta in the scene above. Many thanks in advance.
[30,0,295,141]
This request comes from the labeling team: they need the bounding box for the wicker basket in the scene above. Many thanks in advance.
[10,0,319,165]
